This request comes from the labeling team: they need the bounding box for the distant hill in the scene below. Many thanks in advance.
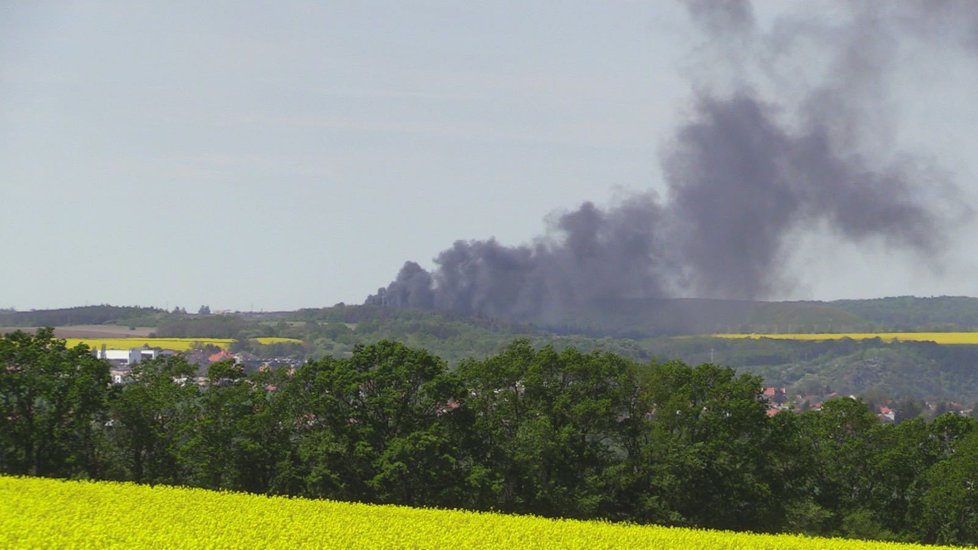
[390,295,978,337]
[10,296,978,337]
[830,296,978,331]
[543,297,876,336]
[10,298,978,403]
[0,305,166,328]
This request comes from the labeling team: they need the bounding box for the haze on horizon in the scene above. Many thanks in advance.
[3,1,978,313]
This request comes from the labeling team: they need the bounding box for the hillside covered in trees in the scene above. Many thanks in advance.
[8,298,978,404]
[2,329,978,545]
[0,305,167,328]
[10,295,978,336]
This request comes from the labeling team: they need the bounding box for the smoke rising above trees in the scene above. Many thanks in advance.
[368,1,973,320]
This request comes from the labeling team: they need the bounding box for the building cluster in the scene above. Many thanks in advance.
[94,346,173,384]
[94,346,301,385]
[762,386,975,423]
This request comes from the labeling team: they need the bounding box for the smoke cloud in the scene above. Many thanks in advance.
[367,1,972,321]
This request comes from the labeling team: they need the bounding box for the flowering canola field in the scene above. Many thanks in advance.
[64,336,301,351]
[714,332,978,345]
[0,476,955,549]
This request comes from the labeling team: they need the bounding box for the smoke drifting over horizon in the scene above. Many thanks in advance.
[367,1,973,321]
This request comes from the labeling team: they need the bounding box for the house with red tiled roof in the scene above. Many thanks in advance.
[762,387,787,405]
[208,349,234,363]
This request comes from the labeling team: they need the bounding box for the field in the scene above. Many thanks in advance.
[714,332,978,345]
[63,336,301,351]
[0,476,956,549]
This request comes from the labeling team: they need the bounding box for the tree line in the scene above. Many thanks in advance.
[0,305,164,327]
[2,328,977,545]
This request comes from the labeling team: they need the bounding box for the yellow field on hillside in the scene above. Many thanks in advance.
[714,332,978,345]
[64,336,301,351]
[0,476,954,549]
[254,336,303,345]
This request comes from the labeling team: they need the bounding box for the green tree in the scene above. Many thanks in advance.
[458,340,639,519]
[180,360,264,492]
[103,355,199,484]
[636,361,781,531]
[0,328,110,478]
[286,341,468,506]
[918,430,978,545]
[794,397,886,537]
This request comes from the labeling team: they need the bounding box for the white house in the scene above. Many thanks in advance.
[95,347,160,366]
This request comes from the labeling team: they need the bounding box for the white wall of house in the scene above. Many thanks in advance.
[96,348,155,365]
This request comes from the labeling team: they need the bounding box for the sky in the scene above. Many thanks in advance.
[2,1,978,312]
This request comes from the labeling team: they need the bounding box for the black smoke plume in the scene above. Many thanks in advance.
[367,1,972,321]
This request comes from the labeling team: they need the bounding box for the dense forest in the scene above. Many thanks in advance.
[2,329,978,545]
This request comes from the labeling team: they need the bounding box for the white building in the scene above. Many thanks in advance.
[95,347,160,366]
[97,347,164,384]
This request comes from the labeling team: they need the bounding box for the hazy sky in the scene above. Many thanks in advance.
[3,1,978,312]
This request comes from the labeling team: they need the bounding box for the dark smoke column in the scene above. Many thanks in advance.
[367,1,966,322]
[367,194,670,321]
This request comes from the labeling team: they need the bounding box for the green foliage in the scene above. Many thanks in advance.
[102,355,198,484]
[0,328,110,477]
[635,361,780,530]
[917,430,978,545]
[156,315,257,339]
[833,296,978,331]
[15,300,978,404]
[7,328,978,545]
[458,340,639,518]
[286,304,978,404]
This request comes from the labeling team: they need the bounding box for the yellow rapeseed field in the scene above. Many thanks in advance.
[0,476,956,549]
[254,336,303,345]
[714,332,978,345]
[64,336,302,351]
